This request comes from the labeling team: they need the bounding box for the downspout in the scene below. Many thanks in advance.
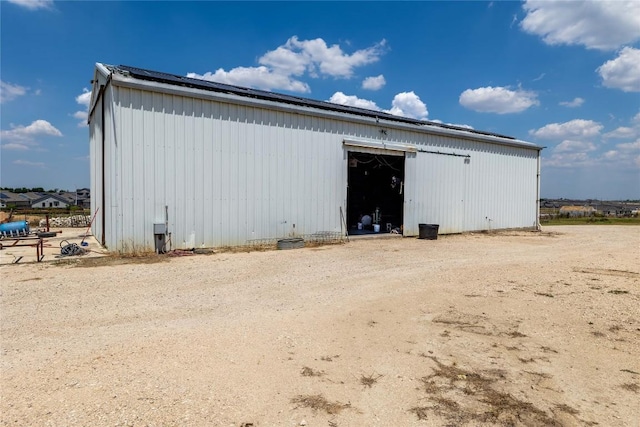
[100,85,106,246]
[536,149,542,231]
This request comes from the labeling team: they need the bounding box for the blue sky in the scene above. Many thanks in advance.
[1,1,638,199]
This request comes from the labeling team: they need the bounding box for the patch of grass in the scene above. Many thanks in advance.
[57,253,169,267]
[320,355,339,362]
[541,217,640,226]
[409,356,562,425]
[409,406,429,420]
[506,331,527,338]
[360,373,382,388]
[301,366,324,377]
[534,292,554,298]
[290,394,351,415]
[620,383,639,393]
[524,371,553,379]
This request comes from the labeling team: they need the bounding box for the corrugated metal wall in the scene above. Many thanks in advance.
[92,82,539,252]
[404,137,538,235]
[106,86,367,250]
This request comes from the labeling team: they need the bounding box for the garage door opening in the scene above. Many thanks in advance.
[347,151,405,235]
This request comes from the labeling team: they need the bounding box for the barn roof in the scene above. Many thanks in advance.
[95,63,542,150]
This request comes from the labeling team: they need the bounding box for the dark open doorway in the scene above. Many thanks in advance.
[347,151,405,235]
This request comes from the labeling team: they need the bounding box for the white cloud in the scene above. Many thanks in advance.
[13,159,45,167]
[260,36,387,79]
[597,47,640,93]
[73,111,88,121]
[532,73,546,82]
[530,119,603,140]
[554,140,596,153]
[616,140,640,151]
[633,112,640,124]
[601,139,640,167]
[188,37,387,93]
[328,90,429,120]
[187,66,310,93]
[328,92,381,111]
[544,151,595,168]
[559,97,585,108]
[459,86,539,114]
[1,143,30,151]
[1,120,63,148]
[76,88,91,107]
[0,80,28,103]
[362,75,386,90]
[385,91,428,120]
[520,0,640,51]
[604,126,637,139]
[7,0,53,10]
[73,88,92,127]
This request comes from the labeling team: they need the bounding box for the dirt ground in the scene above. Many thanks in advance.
[1,226,638,426]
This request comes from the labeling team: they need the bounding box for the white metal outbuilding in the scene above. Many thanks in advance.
[89,63,542,252]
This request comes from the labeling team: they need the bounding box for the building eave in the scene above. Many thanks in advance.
[98,63,543,152]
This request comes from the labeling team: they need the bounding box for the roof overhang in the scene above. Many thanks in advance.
[95,63,544,152]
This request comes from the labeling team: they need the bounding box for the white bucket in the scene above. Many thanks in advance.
[357,222,363,230]
[373,224,381,233]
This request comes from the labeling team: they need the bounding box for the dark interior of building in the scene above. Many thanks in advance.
[347,152,405,235]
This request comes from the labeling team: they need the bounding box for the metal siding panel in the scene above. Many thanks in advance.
[118,87,132,251]
[131,89,145,249]
[153,92,165,231]
[107,84,538,251]
[174,95,185,247]
[202,100,214,244]
[142,90,155,250]
[239,105,249,243]
[193,98,204,247]
[163,94,176,249]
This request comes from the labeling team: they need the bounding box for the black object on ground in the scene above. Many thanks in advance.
[418,224,439,240]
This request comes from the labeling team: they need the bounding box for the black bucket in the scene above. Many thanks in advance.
[418,224,439,240]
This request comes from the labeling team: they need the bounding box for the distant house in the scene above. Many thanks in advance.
[0,191,40,208]
[31,194,71,209]
[57,192,78,205]
[1,192,24,208]
[75,188,91,207]
[76,188,90,199]
[559,205,596,217]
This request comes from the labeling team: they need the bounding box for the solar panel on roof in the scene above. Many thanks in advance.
[115,64,516,141]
